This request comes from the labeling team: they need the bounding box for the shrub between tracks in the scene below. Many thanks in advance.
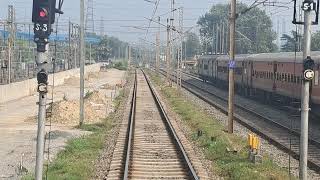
[147,70,295,180]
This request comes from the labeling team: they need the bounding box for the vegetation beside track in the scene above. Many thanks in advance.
[146,70,295,180]
[23,90,126,180]
[113,59,128,71]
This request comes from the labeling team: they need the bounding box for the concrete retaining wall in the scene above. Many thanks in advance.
[0,63,102,103]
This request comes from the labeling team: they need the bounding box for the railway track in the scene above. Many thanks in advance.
[158,69,320,172]
[107,69,199,180]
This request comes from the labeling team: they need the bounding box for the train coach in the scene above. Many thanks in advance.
[197,52,320,113]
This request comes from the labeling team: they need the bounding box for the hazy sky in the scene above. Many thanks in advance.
[0,0,301,44]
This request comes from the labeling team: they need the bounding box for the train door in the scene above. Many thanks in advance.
[216,60,219,81]
[211,59,214,80]
[273,61,277,92]
[249,61,253,90]
[241,61,245,91]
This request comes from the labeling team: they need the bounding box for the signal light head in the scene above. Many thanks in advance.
[39,9,47,18]
[32,0,57,24]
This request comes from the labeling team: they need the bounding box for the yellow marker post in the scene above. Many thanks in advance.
[248,134,254,149]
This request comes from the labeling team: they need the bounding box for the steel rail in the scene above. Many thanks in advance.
[142,69,199,180]
[157,68,320,172]
[123,70,137,180]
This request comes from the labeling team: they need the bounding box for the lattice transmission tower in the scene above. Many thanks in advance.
[85,0,95,34]
[100,16,104,36]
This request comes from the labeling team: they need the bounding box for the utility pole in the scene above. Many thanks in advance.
[225,22,229,55]
[89,43,92,64]
[80,0,85,126]
[7,5,14,84]
[178,7,183,89]
[298,0,317,179]
[212,23,215,55]
[169,0,174,86]
[68,20,71,69]
[166,18,171,85]
[216,24,219,55]
[156,16,160,74]
[128,45,131,68]
[221,22,225,54]
[228,0,236,133]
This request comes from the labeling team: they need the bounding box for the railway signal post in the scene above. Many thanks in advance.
[293,0,319,179]
[32,0,63,179]
[228,0,236,134]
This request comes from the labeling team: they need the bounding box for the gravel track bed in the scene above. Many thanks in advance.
[94,71,134,179]
[184,76,320,142]
[146,78,217,179]
[126,71,191,179]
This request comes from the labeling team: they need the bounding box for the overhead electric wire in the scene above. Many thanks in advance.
[145,0,161,39]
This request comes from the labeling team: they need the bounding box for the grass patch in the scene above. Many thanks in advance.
[23,90,126,180]
[146,70,295,180]
[113,60,128,71]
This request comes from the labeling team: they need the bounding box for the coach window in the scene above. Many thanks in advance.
[265,72,267,79]
[288,74,291,83]
[284,74,287,82]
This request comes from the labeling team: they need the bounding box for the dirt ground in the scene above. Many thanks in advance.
[0,68,126,179]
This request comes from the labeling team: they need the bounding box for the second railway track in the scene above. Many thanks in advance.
[158,68,320,172]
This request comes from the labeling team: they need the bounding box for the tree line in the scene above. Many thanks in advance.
[192,3,320,55]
